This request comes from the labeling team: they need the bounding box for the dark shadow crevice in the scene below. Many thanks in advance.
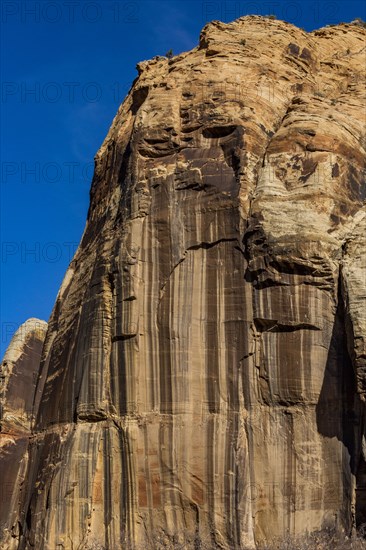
[316,272,365,530]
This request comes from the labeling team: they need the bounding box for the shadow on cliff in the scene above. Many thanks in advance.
[316,277,366,529]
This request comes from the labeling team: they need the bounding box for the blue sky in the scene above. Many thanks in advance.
[1,0,365,357]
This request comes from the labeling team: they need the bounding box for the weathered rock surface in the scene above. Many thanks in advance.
[0,319,48,549]
[1,15,365,549]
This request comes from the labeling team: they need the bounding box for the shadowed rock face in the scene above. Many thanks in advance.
[1,15,365,550]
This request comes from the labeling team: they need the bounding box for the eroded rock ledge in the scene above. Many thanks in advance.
[1,15,365,550]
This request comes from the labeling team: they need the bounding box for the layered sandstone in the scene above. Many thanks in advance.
[0,319,48,549]
[1,16,365,549]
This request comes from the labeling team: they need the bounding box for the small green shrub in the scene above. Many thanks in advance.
[165,49,173,59]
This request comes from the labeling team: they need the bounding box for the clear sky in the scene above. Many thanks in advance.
[1,0,365,357]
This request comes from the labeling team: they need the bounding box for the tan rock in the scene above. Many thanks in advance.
[0,318,47,549]
[1,16,365,549]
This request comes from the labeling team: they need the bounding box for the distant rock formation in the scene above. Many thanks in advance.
[0,319,47,549]
[1,15,365,549]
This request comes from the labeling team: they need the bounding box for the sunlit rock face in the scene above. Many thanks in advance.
[1,16,365,550]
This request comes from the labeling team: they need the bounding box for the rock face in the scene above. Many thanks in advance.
[0,319,48,549]
[1,16,366,550]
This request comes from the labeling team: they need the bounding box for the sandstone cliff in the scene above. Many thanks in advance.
[0,319,48,548]
[1,15,365,550]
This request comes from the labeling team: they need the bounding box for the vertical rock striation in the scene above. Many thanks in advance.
[0,319,48,549]
[1,16,365,549]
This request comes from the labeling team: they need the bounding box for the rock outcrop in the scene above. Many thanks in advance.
[1,15,365,549]
[0,319,48,549]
